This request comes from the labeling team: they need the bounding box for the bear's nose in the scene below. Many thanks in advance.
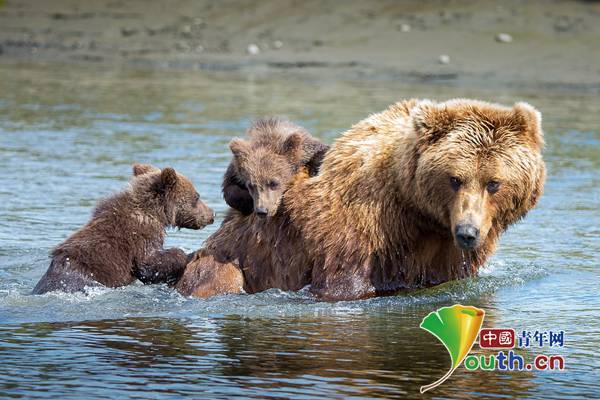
[255,207,268,217]
[207,213,215,224]
[455,224,480,250]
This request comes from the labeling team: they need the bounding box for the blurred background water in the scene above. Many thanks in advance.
[0,60,598,399]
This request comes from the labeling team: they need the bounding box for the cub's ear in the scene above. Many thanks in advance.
[513,102,544,150]
[281,132,304,157]
[300,138,329,165]
[160,167,178,190]
[411,100,456,145]
[132,163,159,176]
[303,143,329,175]
[229,138,249,160]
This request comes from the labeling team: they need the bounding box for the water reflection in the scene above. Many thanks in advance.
[0,311,544,399]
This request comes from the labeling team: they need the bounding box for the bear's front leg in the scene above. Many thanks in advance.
[134,248,189,286]
[223,184,254,215]
[310,260,378,301]
[222,163,254,215]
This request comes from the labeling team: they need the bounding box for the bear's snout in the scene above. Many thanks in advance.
[454,223,480,250]
[205,211,215,225]
[253,189,282,218]
[202,206,215,225]
[187,203,214,229]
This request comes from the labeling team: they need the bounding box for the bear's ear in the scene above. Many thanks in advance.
[132,163,159,176]
[299,138,329,165]
[160,167,178,190]
[281,132,303,158]
[411,100,456,145]
[302,142,329,175]
[229,138,249,160]
[513,102,544,150]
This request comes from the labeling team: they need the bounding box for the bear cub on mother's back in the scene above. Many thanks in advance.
[222,118,328,217]
[32,164,214,294]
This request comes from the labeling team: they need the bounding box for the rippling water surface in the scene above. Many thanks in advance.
[0,61,598,399]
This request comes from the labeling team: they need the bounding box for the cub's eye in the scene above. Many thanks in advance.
[449,176,462,191]
[192,192,200,205]
[267,180,280,189]
[486,180,501,194]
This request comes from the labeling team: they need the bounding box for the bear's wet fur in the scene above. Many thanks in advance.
[182,99,545,300]
[222,118,329,217]
[32,164,214,294]
[175,250,245,298]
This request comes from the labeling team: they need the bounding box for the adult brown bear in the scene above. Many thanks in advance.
[178,99,546,301]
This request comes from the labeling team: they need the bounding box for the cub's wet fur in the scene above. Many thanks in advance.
[222,118,328,217]
[32,164,214,294]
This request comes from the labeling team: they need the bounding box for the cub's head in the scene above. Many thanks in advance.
[411,99,545,251]
[132,164,214,229]
[229,132,305,217]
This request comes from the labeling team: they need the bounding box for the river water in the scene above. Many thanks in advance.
[0,61,598,399]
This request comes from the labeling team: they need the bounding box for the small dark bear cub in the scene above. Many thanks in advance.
[32,164,214,294]
[222,118,328,217]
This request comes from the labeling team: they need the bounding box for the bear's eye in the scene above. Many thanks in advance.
[192,192,200,205]
[486,180,501,194]
[449,176,462,191]
[267,180,280,189]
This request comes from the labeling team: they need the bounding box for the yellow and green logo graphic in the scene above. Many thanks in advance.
[419,304,485,393]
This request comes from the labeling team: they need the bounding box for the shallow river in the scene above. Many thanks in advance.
[0,61,598,399]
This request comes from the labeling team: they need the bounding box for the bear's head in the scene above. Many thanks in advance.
[132,164,214,229]
[410,99,545,251]
[229,132,305,217]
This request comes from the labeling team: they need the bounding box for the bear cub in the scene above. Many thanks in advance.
[222,118,328,217]
[32,164,214,294]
